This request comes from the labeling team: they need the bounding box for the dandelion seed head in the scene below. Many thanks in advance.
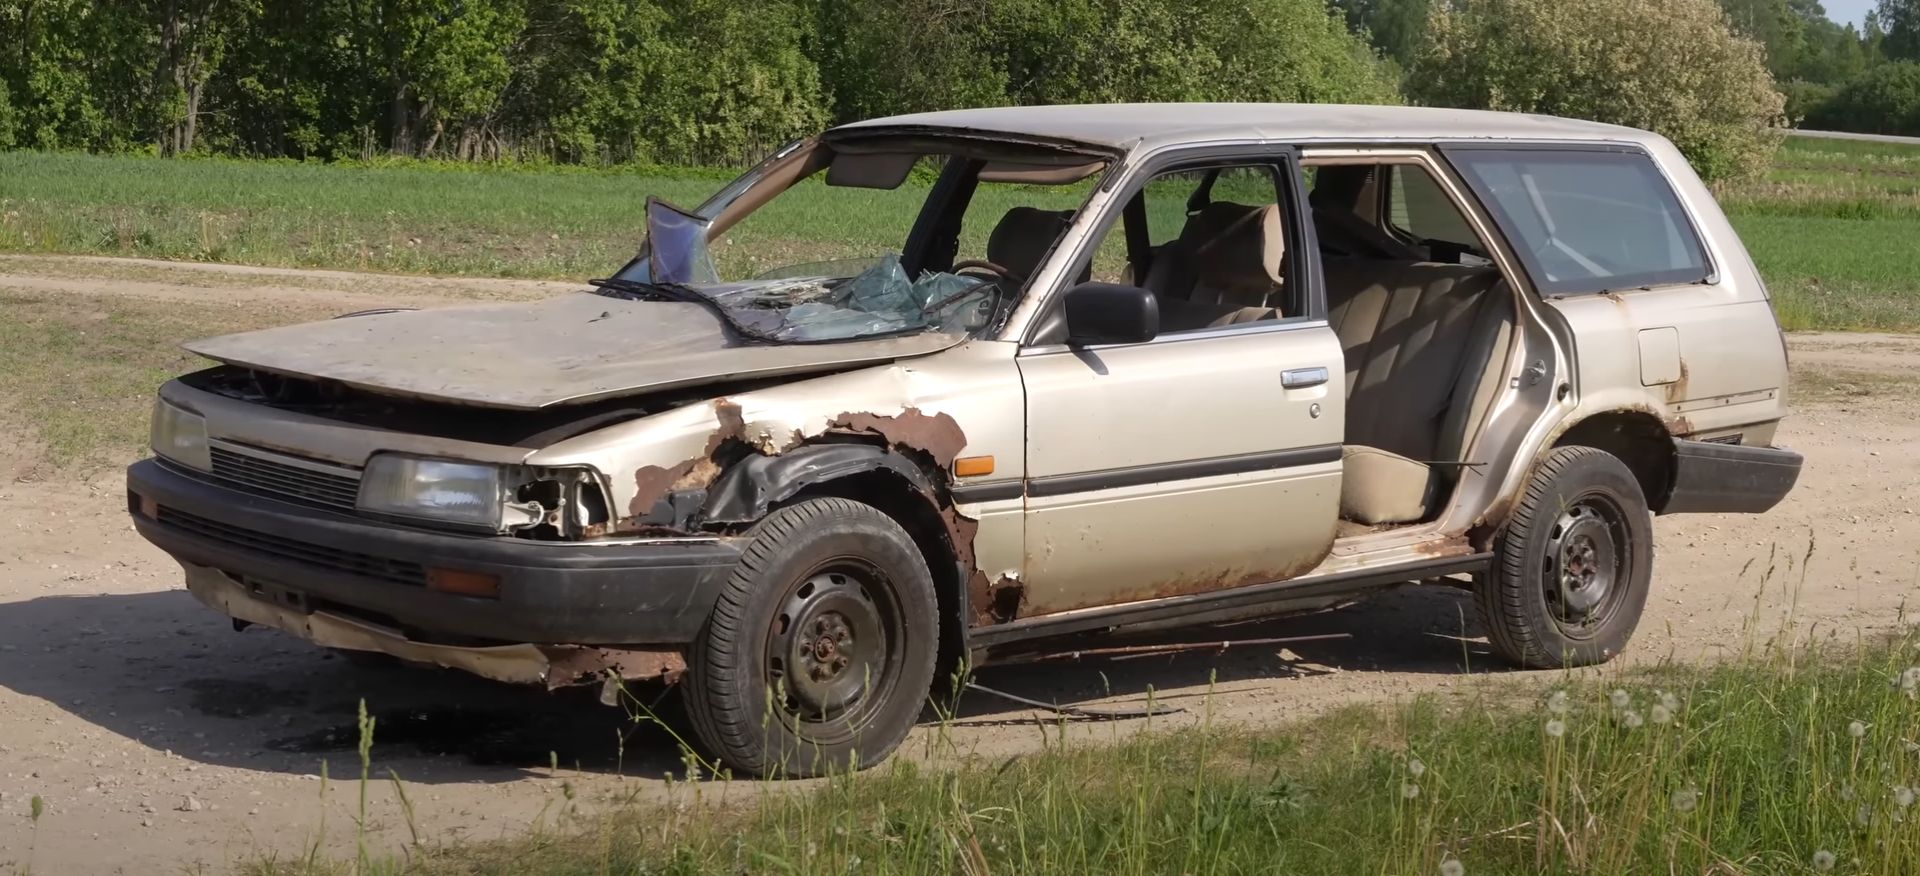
[1671,788,1698,813]
[1402,782,1421,799]
[1650,704,1672,725]
[1850,720,1869,739]
[1610,688,1631,709]
[1842,784,1856,801]
[1439,859,1465,876]
[1407,758,1427,778]
[1544,719,1567,738]
[1658,691,1679,712]
[1902,668,1920,692]
[1813,849,1836,871]
[1545,691,1569,715]
[1897,786,1915,809]
[1622,709,1644,729]
[1859,803,1875,826]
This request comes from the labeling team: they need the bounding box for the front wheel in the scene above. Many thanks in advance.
[1478,446,1653,669]
[681,498,939,778]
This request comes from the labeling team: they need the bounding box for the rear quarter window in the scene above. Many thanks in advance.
[1446,147,1711,295]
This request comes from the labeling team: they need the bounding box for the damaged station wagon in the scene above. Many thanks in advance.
[129,104,1804,776]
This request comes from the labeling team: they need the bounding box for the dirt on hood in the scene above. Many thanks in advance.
[182,291,965,410]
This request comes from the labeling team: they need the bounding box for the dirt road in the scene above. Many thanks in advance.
[0,257,1914,873]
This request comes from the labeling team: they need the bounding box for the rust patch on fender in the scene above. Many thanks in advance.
[541,646,686,689]
[828,407,967,468]
[625,400,750,519]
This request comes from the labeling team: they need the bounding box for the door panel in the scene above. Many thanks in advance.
[1016,325,1346,615]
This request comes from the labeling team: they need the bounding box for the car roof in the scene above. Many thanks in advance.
[832,103,1656,152]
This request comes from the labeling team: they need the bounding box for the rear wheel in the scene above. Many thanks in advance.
[1478,446,1653,668]
[681,498,938,778]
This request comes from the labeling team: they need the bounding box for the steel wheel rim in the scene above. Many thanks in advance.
[764,560,901,736]
[1541,494,1630,636]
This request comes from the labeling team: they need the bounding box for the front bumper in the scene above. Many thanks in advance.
[127,458,741,650]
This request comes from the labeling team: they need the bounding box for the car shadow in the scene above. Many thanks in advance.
[0,588,691,783]
[0,583,1498,781]
[949,583,1500,725]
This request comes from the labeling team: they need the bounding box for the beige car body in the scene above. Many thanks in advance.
[133,104,1795,686]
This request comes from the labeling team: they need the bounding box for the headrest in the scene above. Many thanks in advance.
[986,207,1074,280]
[1193,204,1285,308]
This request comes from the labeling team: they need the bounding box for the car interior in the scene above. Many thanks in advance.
[1057,160,1519,533]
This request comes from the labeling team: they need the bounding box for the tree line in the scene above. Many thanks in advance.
[1343,0,1920,136]
[0,0,1396,165]
[0,0,1911,173]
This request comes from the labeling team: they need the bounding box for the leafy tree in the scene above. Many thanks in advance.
[819,0,1397,122]
[1328,0,1431,65]
[1883,0,1920,60]
[1413,0,1788,180]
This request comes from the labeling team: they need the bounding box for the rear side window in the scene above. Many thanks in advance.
[1447,148,1710,295]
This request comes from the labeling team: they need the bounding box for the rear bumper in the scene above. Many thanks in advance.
[1660,440,1803,515]
[127,458,740,648]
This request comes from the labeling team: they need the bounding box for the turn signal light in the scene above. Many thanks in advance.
[426,567,501,599]
[953,455,996,477]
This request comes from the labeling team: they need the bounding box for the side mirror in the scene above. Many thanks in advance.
[1064,282,1159,346]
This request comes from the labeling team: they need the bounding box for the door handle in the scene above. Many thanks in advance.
[1282,367,1330,389]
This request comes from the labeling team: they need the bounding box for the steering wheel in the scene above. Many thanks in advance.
[951,259,1019,282]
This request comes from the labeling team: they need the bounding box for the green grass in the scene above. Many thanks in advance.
[252,630,1920,875]
[1719,137,1920,330]
[0,287,333,473]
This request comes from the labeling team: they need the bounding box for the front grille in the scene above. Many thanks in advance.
[155,506,426,587]
[206,443,361,512]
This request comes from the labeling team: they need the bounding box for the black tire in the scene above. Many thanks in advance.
[681,497,939,778]
[1478,446,1654,669]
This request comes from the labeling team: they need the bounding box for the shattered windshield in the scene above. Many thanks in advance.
[605,139,1105,344]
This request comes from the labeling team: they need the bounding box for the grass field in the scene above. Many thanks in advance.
[1718,137,1920,331]
[0,288,337,474]
[234,630,1920,875]
[4,136,1917,330]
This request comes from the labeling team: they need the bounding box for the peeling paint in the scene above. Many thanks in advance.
[624,400,751,520]
[828,407,968,468]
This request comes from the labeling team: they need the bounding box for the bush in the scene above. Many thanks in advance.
[1779,79,1840,127]
[1804,62,1920,137]
[1410,0,1787,181]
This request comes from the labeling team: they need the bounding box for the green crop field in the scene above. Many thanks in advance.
[2,135,1918,330]
[1718,137,1920,331]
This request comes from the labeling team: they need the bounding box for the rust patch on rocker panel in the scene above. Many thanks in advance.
[540,646,686,690]
[1412,533,1475,559]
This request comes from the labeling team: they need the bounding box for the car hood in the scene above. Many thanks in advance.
[183,292,965,410]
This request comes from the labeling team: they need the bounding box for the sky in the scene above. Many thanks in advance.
[1823,0,1875,27]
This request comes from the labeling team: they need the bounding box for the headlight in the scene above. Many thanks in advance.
[152,399,211,471]
[358,454,538,530]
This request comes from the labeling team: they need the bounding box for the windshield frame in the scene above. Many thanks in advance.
[611,130,1121,342]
